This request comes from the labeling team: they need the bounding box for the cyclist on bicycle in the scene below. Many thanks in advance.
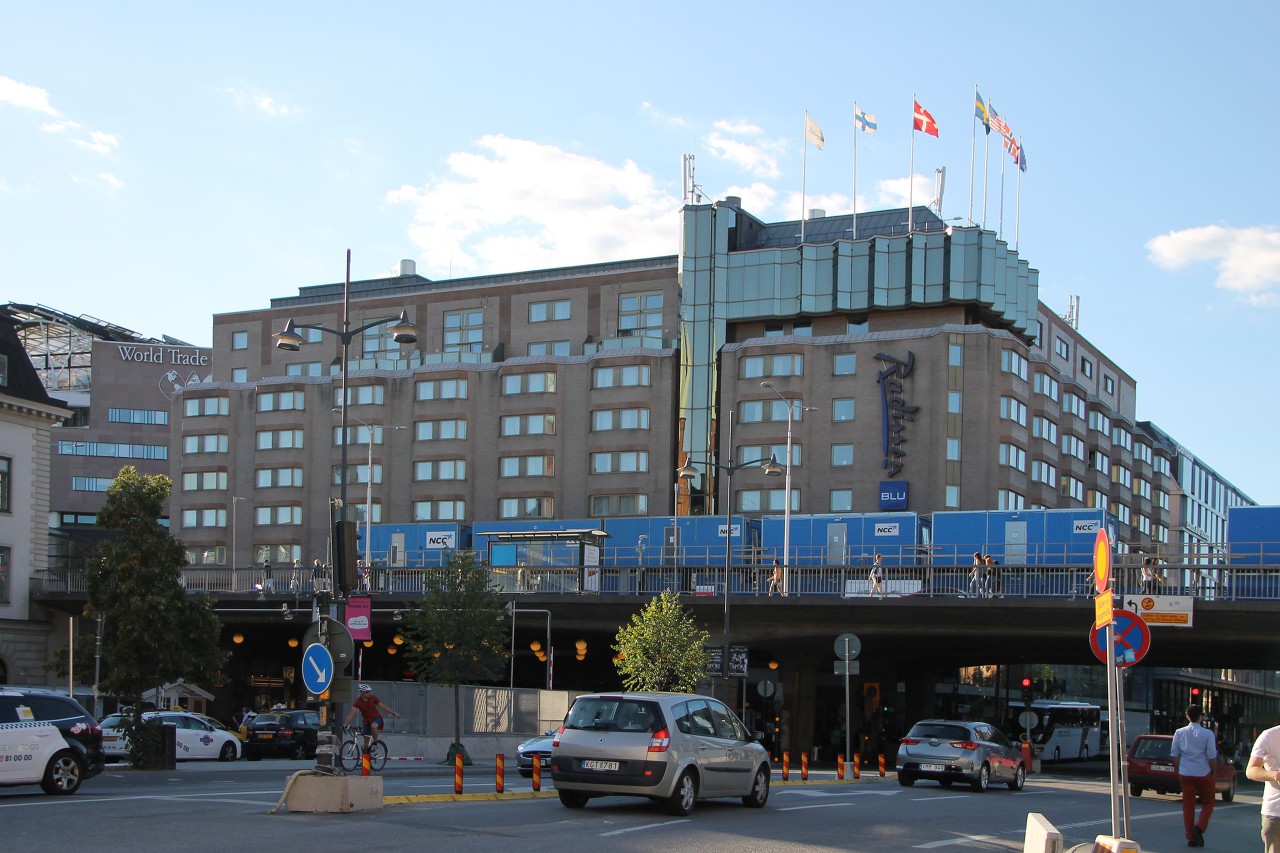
[343,684,400,753]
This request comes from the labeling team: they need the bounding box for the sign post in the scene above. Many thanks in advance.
[834,632,861,771]
[1093,528,1122,839]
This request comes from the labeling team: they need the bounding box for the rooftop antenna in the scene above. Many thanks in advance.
[682,154,705,205]
[929,166,946,215]
[1061,295,1080,330]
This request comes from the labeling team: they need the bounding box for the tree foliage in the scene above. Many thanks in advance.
[399,550,508,757]
[613,590,709,692]
[83,467,227,762]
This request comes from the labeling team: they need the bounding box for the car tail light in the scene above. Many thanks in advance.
[648,728,671,753]
[279,728,294,737]
[949,741,979,751]
[900,737,920,745]
[552,725,564,747]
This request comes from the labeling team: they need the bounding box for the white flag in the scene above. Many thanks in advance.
[855,107,877,135]
[805,114,824,150]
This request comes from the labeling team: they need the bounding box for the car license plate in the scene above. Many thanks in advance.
[581,760,619,771]
[920,763,945,772]
[103,735,118,742]
[259,733,274,739]
[1152,764,1174,773]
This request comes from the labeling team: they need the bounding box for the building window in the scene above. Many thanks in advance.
[999,443,1026,472]
[335,385,383,407]
[1061,434,1086,461]
[591,451,649,473]
[1112,426,1133,452]
[1111,464,1132,489]
[1088,411,1111,434]
[1080,356,1094,378]
[1156,490,1170,510]
[256,429,304,450]
[443,309,485,353]
[0,458,9,512]
[831,444,854,466]
[739,444,797,467]
[416,419,467,441]
[831,398,855,422]
[71,477,114,492]
[184,471,230,491]
[740,399,809,424]
[255,544,302,564]
[231,368,248,383]
[741,354,803,378]
[529,299,571,323]
[830,489,853,512]
[254,468,301,488]
[999,397,1027,427]
[1137,514,1151,535]
[945,485,960,508]
[1061,392,1086,419]
[286,361,324,377]
[500,413,555,436]
[184,434,229,454]
[232,330,248,350]
[1032,416,1058,445]
[1115,503,1131,525]
[1090,450,1110,473]
[948,391,962,414]
[1033,373,1059,402]
[949,343,964,367]
[846,317,869,334]
[186,397,229,417]
[362,319,409,358]
[1103,375,1115,395]
[619,292,662,334]
[182,508,228,528]
[1134,443,1152,465]
[946,439,961,461]
[0,355,7,388]
[593,364,651,388]
[59,441,168,460]
[1061,476,1085,501]
[110,408,170,425]
[529,340,570,357]
[502,372,557,395]
[590,494,648,517]
[1088,490,1109,511]
[414,459,466,481]
[592,408,649,431]
[415,378,468,400]
[1135,478,1152,500]
[334,424,386,447]
[1054,337,1070,360]
[255,505,302,526]
[413,500,465,521]
[1031,460,1057,486]
[1001,350,1028,381]
[998,490,1025,510]
[833,353,857,375]
[332,464,383,486]
[737,489,798,513]
[500,497,553,519]
[500,455,553,477]
[258,390,305,412]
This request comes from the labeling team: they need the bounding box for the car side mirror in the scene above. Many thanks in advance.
[752,730,766,742]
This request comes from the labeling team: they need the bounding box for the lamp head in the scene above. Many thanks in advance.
[676,461,700,480]
[761,454,785,476]
[388,309,419,344]
[273,319,304,351]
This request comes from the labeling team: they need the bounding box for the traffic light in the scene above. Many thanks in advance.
[334,520,360,593]
[1190,687,1202,703]
[1021,677,1034,707]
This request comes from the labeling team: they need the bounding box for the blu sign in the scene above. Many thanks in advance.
[880,481,909,511]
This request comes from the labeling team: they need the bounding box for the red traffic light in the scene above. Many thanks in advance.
[1191,687,1202,696]
[1021,678,1032,688]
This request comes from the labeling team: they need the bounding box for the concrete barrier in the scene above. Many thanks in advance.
[1024,813,1063,853]
[285,774,384,813]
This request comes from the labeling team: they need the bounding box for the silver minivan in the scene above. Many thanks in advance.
[550,692,770,815]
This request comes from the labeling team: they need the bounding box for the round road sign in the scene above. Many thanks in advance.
[1088,608,1152,668]
[834,633,861,660]
[757,680,776,699]
[1017,711,1039,730]
[1093,528,1112,593]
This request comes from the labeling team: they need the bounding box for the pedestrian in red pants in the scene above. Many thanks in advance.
[1172,705,1218,847]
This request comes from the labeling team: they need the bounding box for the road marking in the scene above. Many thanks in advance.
[911,794,970,801]
[914,832,999,848]
[776,788,898,797]
[778,802,856,811]
[600,819,689,836]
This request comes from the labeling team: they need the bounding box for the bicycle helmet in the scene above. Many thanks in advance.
[357,683,371,693]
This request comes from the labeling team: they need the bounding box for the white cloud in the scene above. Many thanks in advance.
[1147,225,1280,306]
[0,76,59,115]
[72,131,119,154]
[386,135,680,278]
[223,86,297,117]
[99,173,124,190]
[877,174,936,209]
[40,119,79,133]
[640,101,686,127]
[704,120,785,179]
[720,182,778,214]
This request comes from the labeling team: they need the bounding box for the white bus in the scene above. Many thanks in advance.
[1005,700,1102,762]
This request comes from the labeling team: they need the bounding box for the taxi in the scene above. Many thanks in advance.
[0,721,89,795]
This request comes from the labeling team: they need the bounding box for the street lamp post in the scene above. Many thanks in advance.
[334,411,407,572]
[677,413,783,688]
[761,382,816,596]
[273,250,418,598]
[230,495,245,574]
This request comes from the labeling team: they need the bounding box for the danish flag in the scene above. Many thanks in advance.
[913,100,939,137]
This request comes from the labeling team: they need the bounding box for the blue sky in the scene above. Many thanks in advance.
[4,2,1278,504]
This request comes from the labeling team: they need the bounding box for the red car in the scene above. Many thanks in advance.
[1127,734,1235,801]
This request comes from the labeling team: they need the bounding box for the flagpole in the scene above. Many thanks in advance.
[982,130,990,229]
[998,137,1007,240]
[852,102,858,239]
[968,85,977,226]
[908,95,915,234]
[801,111,809,244]
[1015,137,1023,251]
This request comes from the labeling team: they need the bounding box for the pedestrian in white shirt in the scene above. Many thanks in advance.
[1247,723,1280,852]
[1171,705,1218,847]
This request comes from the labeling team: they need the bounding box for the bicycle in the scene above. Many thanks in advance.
[338,725,388,772]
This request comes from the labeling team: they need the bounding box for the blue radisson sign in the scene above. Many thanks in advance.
[875,351,917,478]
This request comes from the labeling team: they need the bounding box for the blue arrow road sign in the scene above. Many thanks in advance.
[302,643,334,695]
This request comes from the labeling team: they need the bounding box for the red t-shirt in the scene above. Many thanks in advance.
[353,694,381,723]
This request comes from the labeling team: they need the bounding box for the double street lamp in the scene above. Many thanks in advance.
[273,250,418,597]
[677,424,783,683]
[761,381,816,596]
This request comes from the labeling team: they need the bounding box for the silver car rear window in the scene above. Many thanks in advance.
[565,698,661,733]
[908,723,971,741]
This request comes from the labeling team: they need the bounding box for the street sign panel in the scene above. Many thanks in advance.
[1124,593,1195,628]
[833,660,861,676]
[1094,589,1114,628]
[301,643,334,695]
[834,632,862,660]
[1089,609,1152,668]
[302,617,355,672]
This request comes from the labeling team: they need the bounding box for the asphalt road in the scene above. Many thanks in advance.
[2,758,1269,852]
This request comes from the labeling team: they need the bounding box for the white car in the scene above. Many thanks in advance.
[100,711,241,761]
[0,722,88,795]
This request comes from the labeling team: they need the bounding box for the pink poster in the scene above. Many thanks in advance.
[346,596,371,640]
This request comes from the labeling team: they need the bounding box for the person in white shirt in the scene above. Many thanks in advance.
[1171,705,1218,847]
[1247,723,1280,852]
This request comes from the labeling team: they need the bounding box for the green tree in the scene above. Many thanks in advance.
[399,550,508,764]
[84,467,228,766]
[613,590,710,692]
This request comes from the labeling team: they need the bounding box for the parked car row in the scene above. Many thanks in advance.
[0,687,105,796]
[100,711,242,761]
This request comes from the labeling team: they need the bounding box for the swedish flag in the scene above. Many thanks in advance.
[975,91,991,135]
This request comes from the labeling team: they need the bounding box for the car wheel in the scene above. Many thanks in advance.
[970,763,991,793]
[1222,778,1235,802]
[1129,784,1143,798]
[1008,764,1026,791]
[742,765,769,808]
[246,748,262,761]
[41,751,84,795]
[558,789,589,809]
[897,773,915,787]
[219,742,238,762]
[665,769,697,816]
[292,742,309,761]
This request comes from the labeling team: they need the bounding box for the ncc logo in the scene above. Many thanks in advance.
[425,534,456,548]
[879,481,908,511]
